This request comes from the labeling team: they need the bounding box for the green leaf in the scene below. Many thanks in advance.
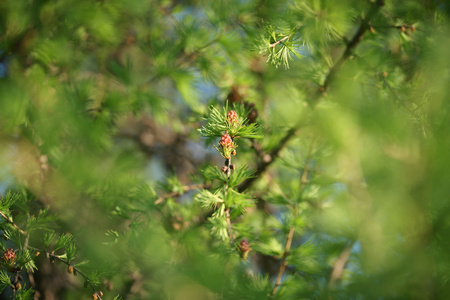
[228,165,255,188]
[3,229,23,248]
[194,189,224,209]
[14,286,35,300]
[198,103,262,139]
[26,208,58,234]
[43,231,57,249]
[0,191,20,218]
[0,270,11,293]
[226,189,254,214]
[208,204,229,241]
[54,233,74,252]
[202,165,227,182]
[253,237,284,257]
[16,250,37,272]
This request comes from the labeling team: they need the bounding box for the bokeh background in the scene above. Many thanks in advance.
[1,0,450,299]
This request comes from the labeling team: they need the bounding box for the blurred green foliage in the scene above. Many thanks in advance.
[0,0,450,299]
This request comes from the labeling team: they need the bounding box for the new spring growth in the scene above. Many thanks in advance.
[238,239,252,260]
[227,110,239,135]
[218,131,235,159]
[217,110,239,160]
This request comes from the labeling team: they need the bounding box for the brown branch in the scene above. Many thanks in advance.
[0,211,27,235]
[321,0,384,93]
[328,242,354,289]
[48,252,104,300]
[0,210,105,298]
[224,156,234,244]
[272,166,309,295]
[154,184,205,205]
[270,35,291,48]
[239,1,384,193]
[238,127,299,193]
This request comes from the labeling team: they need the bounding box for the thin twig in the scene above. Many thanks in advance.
[321,0,384,93]
[240,1,384,193]
[270,35,291,48]
[224,157,234,244]
[328,242,354,289]
[0,214,104,299]
[154,184,205,205]
[45,252,103,300]
[238,127,299,193]
[0,211,27,235]
[272,167,309,295]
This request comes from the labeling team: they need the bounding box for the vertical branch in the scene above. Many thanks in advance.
[224,157,234,244]
[272,167,309,295]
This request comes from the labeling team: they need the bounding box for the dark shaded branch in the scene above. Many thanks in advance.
[238,127,298,192]
[239,1,384,193]
[0,215,104,299]
[321,0,385,92]
[0,211,27,235]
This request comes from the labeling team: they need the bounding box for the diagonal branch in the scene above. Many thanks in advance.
[0,211,27,235]
[272,166,309,295]
[238,127,298,193]
[321,0,385,93]
[328,242,355,289]
[154,184,206,205]
[239,1,384,193]
[270,35,291,48]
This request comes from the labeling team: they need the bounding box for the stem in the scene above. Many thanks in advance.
[154,184,206,205]
[270,35,291,48]
[272,208,297,295]
[0,211,27,235]
[224,158,234,244]
[320,0,384,93]
[328,242,354,289]
[240,1,385,193]
[238,127,299,193]
[0,214,104,299]
[272,167,309,295]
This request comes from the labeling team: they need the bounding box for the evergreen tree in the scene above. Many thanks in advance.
[1,0,450,299]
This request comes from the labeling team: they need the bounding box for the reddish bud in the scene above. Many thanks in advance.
[238,239,252,260]
[2,249,16,265]
[227,110,238,124]
[230,164,235,170]
[221,166,228,173]
[219,132,233,148]
[15,282,21,291]
[67,265,74,274]
[92,293,99,300]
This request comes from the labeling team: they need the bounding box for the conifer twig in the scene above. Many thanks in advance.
[321,0,384,92]
[224,157,234,244]
[154,184,206,205]
[270,35,291,48]
[0,211,27,235]
[0,214,104,299]
[240,1,384,193]
[272,165,309,295]
[328,242,354,289]
[238,127,299,193]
